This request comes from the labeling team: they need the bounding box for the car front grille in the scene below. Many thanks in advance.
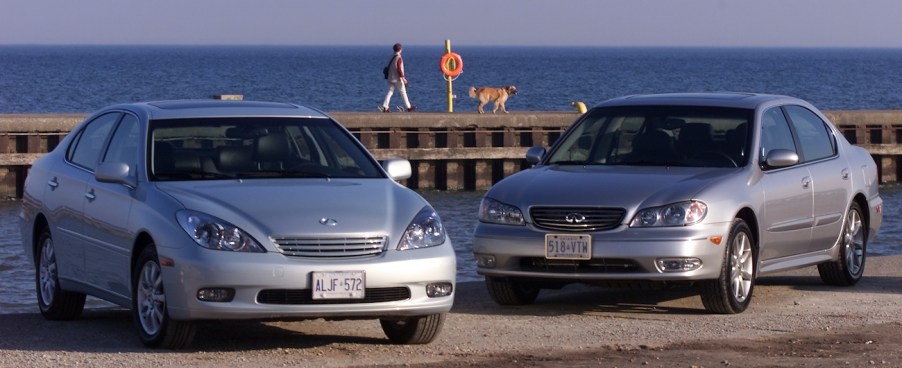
[530,206,625,232]
[272,236,387,258]
[520,257,641,273]
[257,287,411,305]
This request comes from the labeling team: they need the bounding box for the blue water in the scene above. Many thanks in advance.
[2,46,902,113]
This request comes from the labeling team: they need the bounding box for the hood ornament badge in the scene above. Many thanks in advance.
[319,217,339,226]
[565,213,587,224]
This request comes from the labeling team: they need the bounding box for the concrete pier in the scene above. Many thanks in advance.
[1,110,901,198]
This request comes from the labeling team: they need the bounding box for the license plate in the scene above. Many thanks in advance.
[545,234,592,260]
[312,271,365,299]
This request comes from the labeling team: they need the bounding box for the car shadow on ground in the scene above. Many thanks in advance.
[451,280,709,316]
[0,309,388,353]
[451,273,902,317]
[756,274,902,294]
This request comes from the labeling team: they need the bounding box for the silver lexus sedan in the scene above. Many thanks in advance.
[473,93,882,314]
[19,100,455,348]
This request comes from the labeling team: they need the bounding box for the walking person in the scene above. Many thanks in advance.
[380,43,416,112]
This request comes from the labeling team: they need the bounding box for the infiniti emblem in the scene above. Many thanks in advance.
[319,217,339,226]
[564,213,587,224]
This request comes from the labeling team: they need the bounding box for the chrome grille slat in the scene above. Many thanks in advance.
[530,207,625,232]
[273,236,387,257]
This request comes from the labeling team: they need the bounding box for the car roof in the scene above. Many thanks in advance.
[594,92,806,110]
[108,100,330,120]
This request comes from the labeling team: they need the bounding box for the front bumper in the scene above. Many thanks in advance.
[473,222,732,282]
[159,242,456,320]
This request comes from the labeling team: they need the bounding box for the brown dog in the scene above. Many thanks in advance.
[468,85,518,114]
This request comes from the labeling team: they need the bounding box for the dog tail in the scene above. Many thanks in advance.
[468,86,477,99]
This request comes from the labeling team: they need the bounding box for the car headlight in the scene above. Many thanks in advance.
[478,197,525,226]
[397,207,446,250]
[630,200,707,227]
[176,210,266,252]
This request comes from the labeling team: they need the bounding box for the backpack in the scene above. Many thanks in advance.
[382,55,396,79]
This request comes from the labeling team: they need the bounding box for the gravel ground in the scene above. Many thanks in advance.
[1,255,901,367]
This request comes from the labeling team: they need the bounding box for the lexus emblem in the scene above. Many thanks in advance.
[565,213,587,224]
[319,217,339,226]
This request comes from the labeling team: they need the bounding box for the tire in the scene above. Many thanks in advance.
[35,227,85,320]
[818,202,867,286]
[485,277,540,305]
[133,245,195,349]
[699,218,755,314]
[379,314,446,344]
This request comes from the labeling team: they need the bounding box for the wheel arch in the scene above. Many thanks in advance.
[130,232,156,280]
[735,207,759,251]
[852,193,869,240]
[30,214,50,261]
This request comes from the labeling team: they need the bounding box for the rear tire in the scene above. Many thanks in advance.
[818,202,867,286]
[485,277,539,305]
[35,227,85,320]
[133,245,195,349]
[380,314,446,344]
[700,218,755,314]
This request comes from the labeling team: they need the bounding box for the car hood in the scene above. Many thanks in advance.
[155,178,427,239]
[487,165,743,210]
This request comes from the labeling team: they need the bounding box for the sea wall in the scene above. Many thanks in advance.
[1,111,901,198]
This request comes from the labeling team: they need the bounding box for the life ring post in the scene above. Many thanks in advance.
[441,40,463,112]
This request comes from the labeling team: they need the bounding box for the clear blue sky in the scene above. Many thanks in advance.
[3,0,902,48]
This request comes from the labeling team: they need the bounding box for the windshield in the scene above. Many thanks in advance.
[149,117,384,181]
[546,105,753,168]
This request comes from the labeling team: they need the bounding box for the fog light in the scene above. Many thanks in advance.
[426,282,453,297]
[656,258,702,272]
[475,254,496,268]
[197,288,235,302]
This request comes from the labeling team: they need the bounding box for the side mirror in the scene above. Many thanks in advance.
[764,149,799,169]
[382,158,412,181]
[95,162,136,187]
[525,146,546,165]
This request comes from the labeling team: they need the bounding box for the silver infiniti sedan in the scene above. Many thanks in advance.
[19,100,455,348]
[473,93,882,314]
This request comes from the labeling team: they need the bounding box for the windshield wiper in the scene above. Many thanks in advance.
[548,160,597,166]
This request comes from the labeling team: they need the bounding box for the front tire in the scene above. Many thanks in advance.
[700,218,755,314]
[35,227,85,320]
[485,277,540,305]
[379,314,446,344]
[818,202,867,286]
[133,245,195,349]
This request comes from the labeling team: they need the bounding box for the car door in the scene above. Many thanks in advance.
[82,113,140,298]
[42,112,120,283]
[784,105,849,251]
[758,106,814,261]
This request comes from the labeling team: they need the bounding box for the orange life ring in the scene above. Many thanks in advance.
[440,52,463,78]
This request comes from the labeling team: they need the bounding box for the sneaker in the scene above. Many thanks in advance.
[378,106,390,113]
[407,105,417,112]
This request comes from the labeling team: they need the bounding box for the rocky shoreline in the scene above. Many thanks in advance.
[2,255,901,367]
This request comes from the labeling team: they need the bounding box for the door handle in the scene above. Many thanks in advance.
[47,177,59,189]
[801,176,811,189]
[841,168,850,180]
[85,189,96,201]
